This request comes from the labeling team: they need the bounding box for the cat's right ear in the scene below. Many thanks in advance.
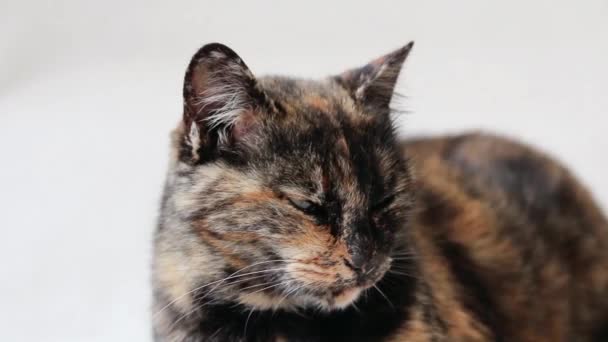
[333,42,414,116]
[181,43,275,164]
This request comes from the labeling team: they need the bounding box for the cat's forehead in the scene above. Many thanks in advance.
[258,76,359,121]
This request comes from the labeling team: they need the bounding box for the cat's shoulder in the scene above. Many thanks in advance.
[397,132,608,341]
[400,131,607,251]
[401,131,580,214]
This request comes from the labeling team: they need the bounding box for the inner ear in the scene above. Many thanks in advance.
[183,43,258,141]
[334,42,414,112]
[181,43,275,163]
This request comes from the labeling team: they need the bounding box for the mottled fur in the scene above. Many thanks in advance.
[152,42,608,341]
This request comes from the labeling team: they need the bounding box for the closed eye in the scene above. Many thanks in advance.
[288,198,315,211]
[287,197,328,220]
[370,194,395,212]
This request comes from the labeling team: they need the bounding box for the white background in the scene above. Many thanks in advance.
[1,1,607,341]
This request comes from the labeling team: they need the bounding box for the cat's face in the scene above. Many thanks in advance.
[155,43,414,313]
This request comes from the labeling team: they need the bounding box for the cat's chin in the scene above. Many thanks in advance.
[236,286,364,312]
[323,286,363,310]
[290,286,364,311]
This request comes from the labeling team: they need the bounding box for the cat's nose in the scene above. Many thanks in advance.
[343,257,363,273]
[346,246,375,275]
[349,253,367,272]
[345,247,389,281]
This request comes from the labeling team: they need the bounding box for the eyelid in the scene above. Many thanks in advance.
[288,197,314,210]
[371,194,396,211]
[283,193,325,218]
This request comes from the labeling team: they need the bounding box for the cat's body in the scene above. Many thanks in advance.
[152,43,608,341]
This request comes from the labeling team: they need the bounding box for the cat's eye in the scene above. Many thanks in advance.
[371,194,396,212]
[288,198,315,212]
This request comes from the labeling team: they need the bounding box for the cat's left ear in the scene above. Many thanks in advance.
[333,42,414,112]
[181,43,278,163]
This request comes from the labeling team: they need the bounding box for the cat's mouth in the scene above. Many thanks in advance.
[287,258,393,310]
[236,258,392,311]
[325,286,363,309]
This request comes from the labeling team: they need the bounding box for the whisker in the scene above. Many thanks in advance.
[366,265,376,276]
[387,270,417,277]
[373,284,394,309]
[388,269,421,279]
[389,263,418,270]
[391,252,419,258]
[166,311,192,333]
[240,280,282,292]
[386,267,415,274]
[210,327,223,339]
[167,294,227,333]
[165,302,204,333]
[275,284,303,308]
[247,280,293,295]
[379,275,400,285]
[153,259,289,319]
[391,251,417,255]
[200,273,273,301]
[387,270,422,281]
[391,256,419,261]
[198,267,286,298]
[243,307,255,338]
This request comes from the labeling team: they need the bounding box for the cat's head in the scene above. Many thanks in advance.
[155,42,415,313]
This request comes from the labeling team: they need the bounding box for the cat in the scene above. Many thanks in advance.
[152,42,608,341]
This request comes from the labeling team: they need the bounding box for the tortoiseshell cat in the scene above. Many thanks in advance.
[152,42,608,341]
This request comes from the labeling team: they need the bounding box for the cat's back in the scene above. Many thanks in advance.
[399,132,608,341]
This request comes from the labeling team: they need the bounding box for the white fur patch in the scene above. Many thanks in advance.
[188,122,201,161]
[154,251,195,312]
[194,66,252,145]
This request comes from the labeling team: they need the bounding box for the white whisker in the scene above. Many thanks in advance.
[240,280,281,292]
[243,307,255,338]
[387,270,417,277]
[153,259,289,319]
[247,280,293,295]
[275,283,305,308]
[373,284,394,309]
